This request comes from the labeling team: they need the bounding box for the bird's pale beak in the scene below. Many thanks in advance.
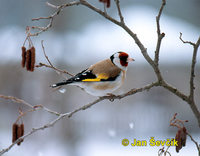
[127,57,135,62]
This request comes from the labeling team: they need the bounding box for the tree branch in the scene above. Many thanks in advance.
[179,32,196,46]
[30,0,200,129]
[30,1,81,36]
[154,0,166,65]
[0,82,158,155]
[79,0,155,69]
[2,0,199,155]
[38,40,74,77]
[189,36,200,101]
[114,0,125,24]
[0,94,60,116]
[179,33,200,126]
[187,132,200,155]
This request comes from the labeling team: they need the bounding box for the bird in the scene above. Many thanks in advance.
[51,52,134,96]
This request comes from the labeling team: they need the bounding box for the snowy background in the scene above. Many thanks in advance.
[0,0,200,156]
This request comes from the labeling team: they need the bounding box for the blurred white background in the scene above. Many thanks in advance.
[0,0,200,155]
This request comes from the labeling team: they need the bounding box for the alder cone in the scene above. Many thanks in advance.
[181,127,187,147]
[12,123,25,145]
[21,46,26,68]
[26,49,32,71]
[175,129,182,153]
[24,46,36,72]
[30,46,35,72]
[175,127,187,153]
[12,123,18,143]
[99,0,110,8]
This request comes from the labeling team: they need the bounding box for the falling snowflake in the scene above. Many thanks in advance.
[59,89,66,93]
[129,122,134,129]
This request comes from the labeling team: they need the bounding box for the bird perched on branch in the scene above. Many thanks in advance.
[51,52,134,96]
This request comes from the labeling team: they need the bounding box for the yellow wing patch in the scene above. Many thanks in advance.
[82,73,109,82]
[82,78,101,82]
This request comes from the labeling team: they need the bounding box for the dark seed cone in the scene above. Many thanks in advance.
[30,46,35,72]
[20,124,24,143]
[17,124,22,145]
[106,0,110,8]
[26,49,32,71]
[16,124,24,145]
[21,46,26,68]
[99,0,110,8]
[175,129,182,153]
[12,123,18,143]
[175,127,187,153]
[181,127,187,147]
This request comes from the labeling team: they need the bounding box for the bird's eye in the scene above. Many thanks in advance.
[119,56,128,62]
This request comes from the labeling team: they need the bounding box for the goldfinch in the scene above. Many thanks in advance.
[51,52,134,96]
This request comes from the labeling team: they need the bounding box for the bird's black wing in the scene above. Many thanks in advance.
[66,69,97,83]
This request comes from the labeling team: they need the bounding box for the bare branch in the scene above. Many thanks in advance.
[36,63,74,77]
[31,0,200,127]
[0,82,158,154]
[80,0,155,69]
[3,0,199,155]
[0,94,60,116]
[158,146,171,156]
[38,40,74,77]
[179,32,196,46]
[69,81,159,117]
[41,40,54,67]
[0,94,33,108]
[114,0,125,24]
[154,0,166,65]
[187,132,200,155]
[178,33,200,126]
[189,36,200,101]
[31,0,200,128]
[161,81,189,102]
[30,1,81,36]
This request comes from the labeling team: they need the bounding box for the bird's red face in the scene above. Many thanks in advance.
[110,52,134,70]
[119,52,133,67]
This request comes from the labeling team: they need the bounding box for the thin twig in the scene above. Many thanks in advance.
[114,0,125,24]
[36,63,74,77]
[0,94,60,116]
[169,113,188,129]
[30,1,81,36]
[158,146,171,156]
[39,40,74,77]
[188,36,200,127]
[41,40,54,67]
[154,0,166,65]
[187,132,200,155]
[189,36,200,101]
[179,32,196,46]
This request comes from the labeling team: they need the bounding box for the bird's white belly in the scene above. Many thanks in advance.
[71,72,125,96]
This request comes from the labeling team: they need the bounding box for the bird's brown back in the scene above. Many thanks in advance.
[89,59,121,78]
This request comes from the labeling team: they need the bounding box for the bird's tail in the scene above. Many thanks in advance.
[50,80,72,88]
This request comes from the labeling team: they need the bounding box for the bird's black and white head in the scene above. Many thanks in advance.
[110,52,134,70]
